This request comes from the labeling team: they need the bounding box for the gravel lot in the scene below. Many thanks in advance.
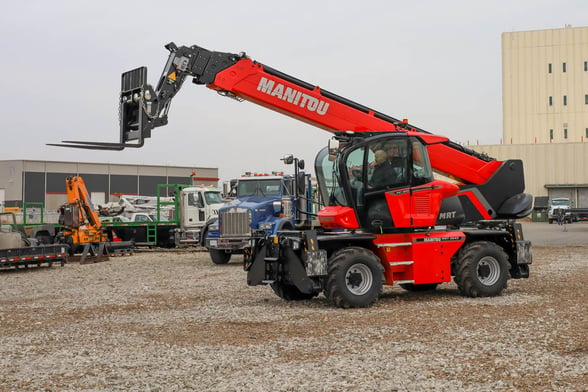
[0,222,586,391]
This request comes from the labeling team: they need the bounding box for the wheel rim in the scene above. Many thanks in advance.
[477,256,501,286]
[345,263,373,295]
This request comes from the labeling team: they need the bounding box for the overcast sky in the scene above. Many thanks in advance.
[1,0,586,184]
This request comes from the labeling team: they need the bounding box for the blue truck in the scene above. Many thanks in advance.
[204,155,315,264]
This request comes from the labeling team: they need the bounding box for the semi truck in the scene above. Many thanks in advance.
[204,156,315,264]
[53,41,533,308]
[102,184,225,247]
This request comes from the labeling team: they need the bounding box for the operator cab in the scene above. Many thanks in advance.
[315,133,458,232]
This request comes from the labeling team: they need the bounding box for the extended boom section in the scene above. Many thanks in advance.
[56,42,505,185]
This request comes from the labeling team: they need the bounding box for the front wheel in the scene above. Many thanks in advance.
[453,241,509,297]
[325,247,384,308]
[209,248,231,265]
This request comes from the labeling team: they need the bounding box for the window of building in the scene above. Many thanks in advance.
[549,96,553,106]
[563,95,567,106]
[549,129,554,140]
[585,61,587,71]
[562,62,566,72]
[586,128,588,139]
[585,94,588,104]
[548,63,552,73]
[564,128,568,139]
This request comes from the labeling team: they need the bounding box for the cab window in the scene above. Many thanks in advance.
[410,140,434,185]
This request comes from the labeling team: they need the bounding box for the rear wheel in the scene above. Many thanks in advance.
[453,241,509,297]
[325,247,384,308]
[209,248,231,265]
[270,282,317,301]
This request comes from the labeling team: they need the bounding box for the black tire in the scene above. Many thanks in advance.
[35,230,53,245]
[325,247,384,308]
[279,222,294,231]
[270,282,317,301]
[200,228,208,247]
[453,241,509,298]
[399,283,439,292]
[209,248,231,265]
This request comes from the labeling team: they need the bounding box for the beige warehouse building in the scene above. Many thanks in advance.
[472,26,588,207]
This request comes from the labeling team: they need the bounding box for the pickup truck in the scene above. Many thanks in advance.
[548,197,588,223]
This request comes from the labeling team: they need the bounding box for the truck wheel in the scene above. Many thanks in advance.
[453,241,509,298]
[399,283,439,292]
[270,282,317,301]
[209,249,231,265]
[325,247,384,308]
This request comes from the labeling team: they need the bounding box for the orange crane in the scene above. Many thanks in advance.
[57,176,132,261]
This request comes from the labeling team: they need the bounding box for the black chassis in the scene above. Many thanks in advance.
[245,220,531,295]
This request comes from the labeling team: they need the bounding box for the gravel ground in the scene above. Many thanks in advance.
[0,237,586,391]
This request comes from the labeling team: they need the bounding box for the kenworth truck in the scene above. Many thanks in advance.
[204,157,315,264]
[53,42,533,308]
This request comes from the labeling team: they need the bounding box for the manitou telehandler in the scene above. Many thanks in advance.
[52,42,533,307]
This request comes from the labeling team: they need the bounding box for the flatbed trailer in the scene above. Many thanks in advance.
[0,244,68,269]
[102,221,177,248]
[571,208,588,221]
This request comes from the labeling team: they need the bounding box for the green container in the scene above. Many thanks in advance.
[532,209,548,222]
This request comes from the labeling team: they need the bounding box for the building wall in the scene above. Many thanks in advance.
[500,26,588,208]
[502,26,588,145]
[471,142,588,206]
[0,160,219,211]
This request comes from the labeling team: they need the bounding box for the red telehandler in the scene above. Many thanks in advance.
[52,42,533,307]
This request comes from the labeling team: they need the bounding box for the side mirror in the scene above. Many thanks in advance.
[281,154,294,165]
[298,160,305,170]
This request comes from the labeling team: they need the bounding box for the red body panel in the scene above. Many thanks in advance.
[318,206,359,229]
[372,232,466,285]
[384,180,460,228]
[457,189,494,220]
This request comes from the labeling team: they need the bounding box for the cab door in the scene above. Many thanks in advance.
[182,191,205,228]
[343,137,414,231]
[384,139,459,228]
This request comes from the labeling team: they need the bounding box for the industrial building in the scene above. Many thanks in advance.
[472,25,588,207]
[0,160,219,215]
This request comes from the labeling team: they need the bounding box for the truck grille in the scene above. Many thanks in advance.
[220,209,251,237]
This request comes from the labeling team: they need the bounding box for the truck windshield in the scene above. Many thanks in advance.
[237,179,283,197]
[204,191,223,205]
[552,199,569,206]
